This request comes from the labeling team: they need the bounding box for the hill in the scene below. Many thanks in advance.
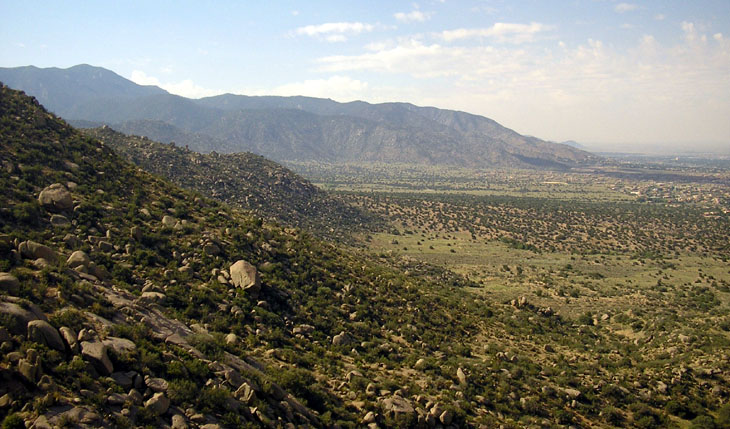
[1,86,729,428]
[0,65,598,169]
[80,125,382,241]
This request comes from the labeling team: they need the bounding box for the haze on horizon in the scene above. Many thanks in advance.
[1,0,729,154]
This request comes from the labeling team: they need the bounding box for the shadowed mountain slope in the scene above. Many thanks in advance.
[81,126,382,241]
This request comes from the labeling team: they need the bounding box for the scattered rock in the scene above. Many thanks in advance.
[66,250,91,270]
[225,333,238,345]
[292,324,315,335]
[0,301,45,335]
[38,183,73,212]
[563,388,582,399]
[234,382,256,404]
[139,291,166,304]
[332,331,353,346]
[50,214,70,227]
[162,215,177,228]
[439,409,454,425]
[362,411,376,424]
[18,240,58,264]
[457,367,467,386]
[103,336,137,357]
[81,341,114,375]
[145,376,169,393]
[27,320,65,352]
[172,414,189,429]
[130,226,142,241]
[107,393,128,406]
[229,260,261,297]
[414,358,428,370]
[145,392,170,416]
[382,395,415,420]
[0,272,20,294]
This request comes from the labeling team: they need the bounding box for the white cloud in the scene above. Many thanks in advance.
[440,22,552,44]
[615,3,638,13]
[308,24,730,145]
[394,10,431,23]
[129,70,221,99]
[295,22,374,42]
[654,14,665,21]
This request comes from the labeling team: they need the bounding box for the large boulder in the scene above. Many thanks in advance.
[145,392,170,416]
[27,320,65,352]
[18,240,58,264]
[38,183,73,212]
[0,273,20,294]
[229,260,261,297]
[102,336,137,357]
[66,251,91,270]
[382,395,415,420]
[59,326,79,353]
[0,301,45,335]
[332,331,353,346]
[80,341,114,375]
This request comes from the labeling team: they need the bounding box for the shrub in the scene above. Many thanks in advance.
[1,414,25,429]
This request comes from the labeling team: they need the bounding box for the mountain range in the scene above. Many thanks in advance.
[0,64,597,169]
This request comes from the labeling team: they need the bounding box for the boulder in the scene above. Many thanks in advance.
[162,215,177,228]
[38,183,73,212]
[27,320,65,352]
[18,240,58,264]
[80,341,114,375]
[225,333,238,345]
[382,395,415,420]
[145,392,170,416]
[102,336,137,356]
[145,376,169,393]
[332,331,353,346]
[439,409,454,425]
[171,414,189,429]
[111,372,134,390]
[18,357,41,383]
[414,358,428,370]
[234,382,256,404]
[130,226,142,241]
[0,273,20,294]
[66,250,91,270]
[139,291,166,304]
[457,367,467,386]
[229,260,261,297]
[0,301,44,335]
[50,214,70,227]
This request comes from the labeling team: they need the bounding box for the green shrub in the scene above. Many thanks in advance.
[1,414,25,429]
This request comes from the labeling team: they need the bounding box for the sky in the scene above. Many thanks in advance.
[2,0,729,153]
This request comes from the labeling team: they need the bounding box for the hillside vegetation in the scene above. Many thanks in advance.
[1,85,730,429]
[80,126,382,241]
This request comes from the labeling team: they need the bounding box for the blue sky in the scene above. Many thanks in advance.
[2,0,729,151]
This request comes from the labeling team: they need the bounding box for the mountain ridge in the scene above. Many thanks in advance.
[0,64,597,169]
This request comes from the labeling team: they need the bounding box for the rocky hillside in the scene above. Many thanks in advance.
[0,84,490,428]
[2,85,729,428]
[0,65,597,169]
[81,126,382,241]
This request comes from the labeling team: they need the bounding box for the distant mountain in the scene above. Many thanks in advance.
[0,64,598,169]
[81,126,382,240]
[560,140,585,149]
[0,64,167,115]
